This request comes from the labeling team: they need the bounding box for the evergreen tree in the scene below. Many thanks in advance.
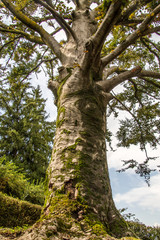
[0,0,160,239]
[0,66,55,182]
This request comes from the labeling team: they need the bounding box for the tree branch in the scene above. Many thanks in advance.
[34,0,78,42]
[0,25,44,44]
[0,36,21,52]
[140,38,160,67]
[138,70,160,79]
[102,4,160,67]
[119,0,152,22]
[142,26,160,36]
[72,0,80,8]
[103,66,119,80]
[92,0,122,58]
[144,38,160,52]
[1,0,63,60]
[111,91,151,162]
[139,77,160,89]
[97,66,142,92]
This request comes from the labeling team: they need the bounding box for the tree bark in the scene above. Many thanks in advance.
[43,67,127,238]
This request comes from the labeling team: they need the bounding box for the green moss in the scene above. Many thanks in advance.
[0,192,42,228]
[62,138,83,153]
[61,129,71,135]
[109,216,129,238]
[92,223,107,235]
[57,70,72,98]
[79,131,91,137]
[56,106,65,128]
[120,238,140,240]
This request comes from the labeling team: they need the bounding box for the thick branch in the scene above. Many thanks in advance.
[92,0,122,57]
[0,26,44,44]
[72,0,91,9]
[97,66,142,92]
[34,0,77,42]
[102,4,160,67]
[48,80,59,98]
[73,0,80,8]
[118,19,144,26]
[1,0,63,60]
[138,70,160,79]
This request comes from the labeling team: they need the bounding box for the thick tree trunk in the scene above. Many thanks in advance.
[37,68,128,239]
[5,68,130,240]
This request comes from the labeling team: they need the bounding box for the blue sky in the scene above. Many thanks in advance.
[32,74,160,227]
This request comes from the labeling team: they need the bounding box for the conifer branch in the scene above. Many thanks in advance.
[102,4,160,67]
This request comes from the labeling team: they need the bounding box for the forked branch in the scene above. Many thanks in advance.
[34,0,78,42]
[92,0,122,58]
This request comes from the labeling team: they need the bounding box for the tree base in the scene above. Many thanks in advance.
[0,215,139,240]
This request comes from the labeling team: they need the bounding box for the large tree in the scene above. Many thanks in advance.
[0,0,160,239]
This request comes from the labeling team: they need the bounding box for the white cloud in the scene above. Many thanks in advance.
[108,144,160,171]
[114,174,160,213]
[154,223,160,227]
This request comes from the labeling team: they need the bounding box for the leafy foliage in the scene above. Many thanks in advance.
[0,156,45,205]
[0,71,56,182]
[120,208,160,239]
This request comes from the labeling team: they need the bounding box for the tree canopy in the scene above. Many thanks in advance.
[0,0,159,181]
[0,1,160,239]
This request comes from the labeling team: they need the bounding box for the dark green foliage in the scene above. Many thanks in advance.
[0,191,42,228]
[0,72,56,182]
[0,156,45,205]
